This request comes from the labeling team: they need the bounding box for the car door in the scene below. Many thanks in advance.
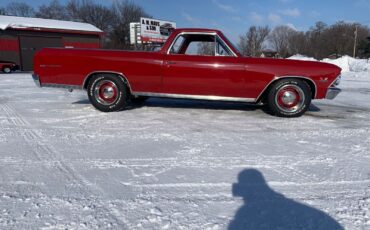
[161,34,248,99]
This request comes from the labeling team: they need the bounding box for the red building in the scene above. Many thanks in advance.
[0,15,103,71]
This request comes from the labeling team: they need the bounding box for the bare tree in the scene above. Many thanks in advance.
[239,26,270,56]
[66,0,114,32]
[36,0,70,20]
[108,0,150,49]
[304,22,329,58]
[3,2,35,17]
[34,0,149,49]
[286,21,370,59]
[326,22,369,58]
[268,26,296,58]
[288,31,308,55]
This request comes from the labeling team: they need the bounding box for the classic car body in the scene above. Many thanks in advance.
[33,28,342,117]
[0,61,19,73]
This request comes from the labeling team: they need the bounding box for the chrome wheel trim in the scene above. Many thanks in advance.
[94,80,119,106]
[275,84,305,113]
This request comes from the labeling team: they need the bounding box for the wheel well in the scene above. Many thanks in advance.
[83,72,131,92]
[257,77,316,103]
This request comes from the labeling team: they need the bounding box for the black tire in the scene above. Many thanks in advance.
[2,66,11,74]
[131,96,148,104]
[87,74,129,112]
[267,79,312,118]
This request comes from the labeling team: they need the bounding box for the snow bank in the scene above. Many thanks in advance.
[288,54,370,73]
[323,56,370,73]
[0,15,102,33]
[287,54,317,62]
[322,56,352,72]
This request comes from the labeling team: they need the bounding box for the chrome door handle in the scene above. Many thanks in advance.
[166,61,176,65]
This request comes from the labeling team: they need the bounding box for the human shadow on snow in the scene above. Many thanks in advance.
[229,169,343,230]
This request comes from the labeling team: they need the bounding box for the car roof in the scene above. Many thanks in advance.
[172,28,222,34]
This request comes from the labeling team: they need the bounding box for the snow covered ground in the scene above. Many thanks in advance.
[0,59,369,229]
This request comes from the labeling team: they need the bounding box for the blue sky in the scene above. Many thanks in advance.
[1,0,370,42]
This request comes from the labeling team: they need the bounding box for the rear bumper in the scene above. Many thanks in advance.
[325,87,341,100]
[32,74,41,88]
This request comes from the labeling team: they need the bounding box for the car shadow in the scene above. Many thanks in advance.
[72,99,90,105]
[229,169,344,230]
[72,98,322,115]
[139,98,261,111]
[73,97,262,112]
[308,103,321,112]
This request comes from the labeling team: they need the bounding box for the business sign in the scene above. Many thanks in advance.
[130,22,141,45]
[140,17,176,43]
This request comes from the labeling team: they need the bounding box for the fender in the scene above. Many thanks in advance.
[256,76,317,102]
[83,71,133,93]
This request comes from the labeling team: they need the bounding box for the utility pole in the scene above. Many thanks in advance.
[353,25,358,58]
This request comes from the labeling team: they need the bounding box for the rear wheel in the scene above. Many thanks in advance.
[2,66,11,73]
[87,74,129,112]
[267,79,312,117]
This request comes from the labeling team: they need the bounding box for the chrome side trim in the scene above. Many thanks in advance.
[256,76,318,101]
[325,87,341,100]
[132,91,256,103]
[167,32,237,57]
[82,71,133,92]
[32,74,41,88]
[42,83,81,89]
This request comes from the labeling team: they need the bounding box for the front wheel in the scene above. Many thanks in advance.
[87,74,129,112]
[267,79,312,118]
[2,66,11,73]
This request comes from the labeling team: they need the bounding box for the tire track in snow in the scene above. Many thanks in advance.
[0,103,129,229]
[0,155,339,169]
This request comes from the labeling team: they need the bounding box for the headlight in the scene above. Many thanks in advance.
[332,75,341,87]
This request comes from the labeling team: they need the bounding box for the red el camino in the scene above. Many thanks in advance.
[1,61,19,73]
[33,28,341,117]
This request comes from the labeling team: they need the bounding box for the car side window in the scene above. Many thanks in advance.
[169,34,235,57]
[170,35,185,54]
[216,37,232,56]
[185,41,215,56]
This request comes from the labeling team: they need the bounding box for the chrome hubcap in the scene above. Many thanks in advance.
[275,84,305,113]
[281,91,297,105]
[94,80,119,106]
[102,86,115,99]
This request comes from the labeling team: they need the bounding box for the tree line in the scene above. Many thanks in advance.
[1,1,370,58]
[0,0,149,49]
[239,22,370,59]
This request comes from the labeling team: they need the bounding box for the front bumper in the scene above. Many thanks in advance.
[325,87,341,99]
[32,74,41,88]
